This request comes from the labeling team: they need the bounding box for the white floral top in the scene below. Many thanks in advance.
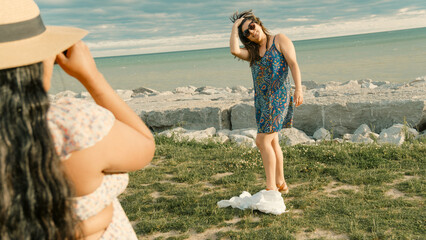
[47,97,137,239]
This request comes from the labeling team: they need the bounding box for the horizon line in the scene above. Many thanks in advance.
[93,26,425,59]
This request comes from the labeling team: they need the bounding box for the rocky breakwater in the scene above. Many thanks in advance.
[51,78,426,138]
[124,78,426,137]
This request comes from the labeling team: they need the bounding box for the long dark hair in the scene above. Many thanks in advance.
[230,10,272,67]
[0,63,78,239]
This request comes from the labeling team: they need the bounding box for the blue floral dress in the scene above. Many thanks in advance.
[251,36,294,133]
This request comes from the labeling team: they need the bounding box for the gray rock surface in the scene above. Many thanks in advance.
[54,79,426,136]
[378,124,419,145]
[279,128,315,146]
[313,128,332,140]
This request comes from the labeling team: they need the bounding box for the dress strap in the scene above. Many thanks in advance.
[269,35,276,50]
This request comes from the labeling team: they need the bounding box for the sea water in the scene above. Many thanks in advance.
[50,27,426,94]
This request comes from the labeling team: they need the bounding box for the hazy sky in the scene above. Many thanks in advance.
[36,0,426,57]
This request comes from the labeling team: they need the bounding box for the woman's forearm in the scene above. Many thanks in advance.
[289,63,302,90]
[82,72,154,141]
[230,25,241,55]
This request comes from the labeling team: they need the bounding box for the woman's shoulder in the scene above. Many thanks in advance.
[275,33,292,44]
[274,33,294,52]
[47,97,115,160]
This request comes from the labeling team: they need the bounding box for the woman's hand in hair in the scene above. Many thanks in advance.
[233,17,244,27]
[55,41,102,87]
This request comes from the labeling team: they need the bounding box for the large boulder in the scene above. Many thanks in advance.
[157,127,216,142]
[351,124,377,143]
[321,100,425,137]
[229,134,256,148]
[141,107,230,132]
[293,104,323,136]
[230,103,256,130]
[378,124,418,145]
[313,128,332,140]
[279,128,315,146]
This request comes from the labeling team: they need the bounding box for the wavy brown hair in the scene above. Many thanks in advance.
[230,10,272,67]
[0,63,78,239]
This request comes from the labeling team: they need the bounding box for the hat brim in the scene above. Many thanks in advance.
[0,26,88,70]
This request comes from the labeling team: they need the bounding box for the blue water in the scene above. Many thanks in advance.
[50,27,426,94]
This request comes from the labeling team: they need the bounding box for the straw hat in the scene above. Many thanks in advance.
[0,0,88,70]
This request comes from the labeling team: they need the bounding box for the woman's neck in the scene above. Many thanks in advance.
[259,34,268,48]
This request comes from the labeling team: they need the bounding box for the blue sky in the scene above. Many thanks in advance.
[36,0,426,57]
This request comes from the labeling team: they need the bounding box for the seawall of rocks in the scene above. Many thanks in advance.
[52,78,426,139]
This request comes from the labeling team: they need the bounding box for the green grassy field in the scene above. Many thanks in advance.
[120,136,425,240]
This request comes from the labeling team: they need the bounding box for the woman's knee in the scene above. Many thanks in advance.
[255,133,274,149]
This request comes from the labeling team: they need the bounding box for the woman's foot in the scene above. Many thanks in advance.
[277,182,289,194]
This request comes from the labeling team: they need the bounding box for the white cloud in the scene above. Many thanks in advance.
[274,11,426,41]
[87,9,426,57]
[286,18,311,22]
[397,7,426,15]
[87,33,230,57]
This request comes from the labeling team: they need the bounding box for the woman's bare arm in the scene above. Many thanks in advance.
[230,18,250,61]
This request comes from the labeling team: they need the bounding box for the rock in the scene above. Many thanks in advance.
[179,127,216,142]
[196,86,223,95]
[409,78,426,87]
[361,82,378,89]
[132,87,160,96]
[321,101,426,137]
[279,128,315,146]
[378,124,419,145]
[157,127,186,138]
[343,133,353,141]
[230,128,257,139]
[293,104,324,136]
[174,85,197,94]
[76,91,92,99]
[116,89,133,101]
[232,85,248,94]
[54,90,77,99]
[357,78,373,85]
[224,87,233,93]
[158,91,173,96]
[229,134,256,148]
[351,124,376,143]
[353,124,372,135]
[372,81,390,87]
[230,103,256,130]
[141,107,230,132]
[216,129,231,137]
[313,128,331,140]
[302,80,320,90]
[212,134,230,144]
[158,127,216,143]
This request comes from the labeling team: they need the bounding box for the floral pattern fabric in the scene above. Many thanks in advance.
[251,36,294,133]
[47,97,137,239]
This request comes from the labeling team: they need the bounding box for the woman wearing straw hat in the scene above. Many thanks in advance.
[229,10,303,193]
[0,0,155,239]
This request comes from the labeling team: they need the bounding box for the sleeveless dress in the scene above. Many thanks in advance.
[47,97,138,239]
[251,36,294,133]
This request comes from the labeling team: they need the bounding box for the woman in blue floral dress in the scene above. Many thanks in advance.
[230,10,303,193]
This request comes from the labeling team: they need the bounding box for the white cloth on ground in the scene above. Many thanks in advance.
[217,190,286,215]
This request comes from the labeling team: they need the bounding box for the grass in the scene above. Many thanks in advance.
[120,136,425,240]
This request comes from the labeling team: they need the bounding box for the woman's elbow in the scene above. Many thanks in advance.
[137,137,155,170]
[230,48,239,56]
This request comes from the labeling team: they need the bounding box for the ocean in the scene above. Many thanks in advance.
[50,27,426,94]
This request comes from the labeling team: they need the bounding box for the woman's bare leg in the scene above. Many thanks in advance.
[256,132,278,190]
[272,134,285,186]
